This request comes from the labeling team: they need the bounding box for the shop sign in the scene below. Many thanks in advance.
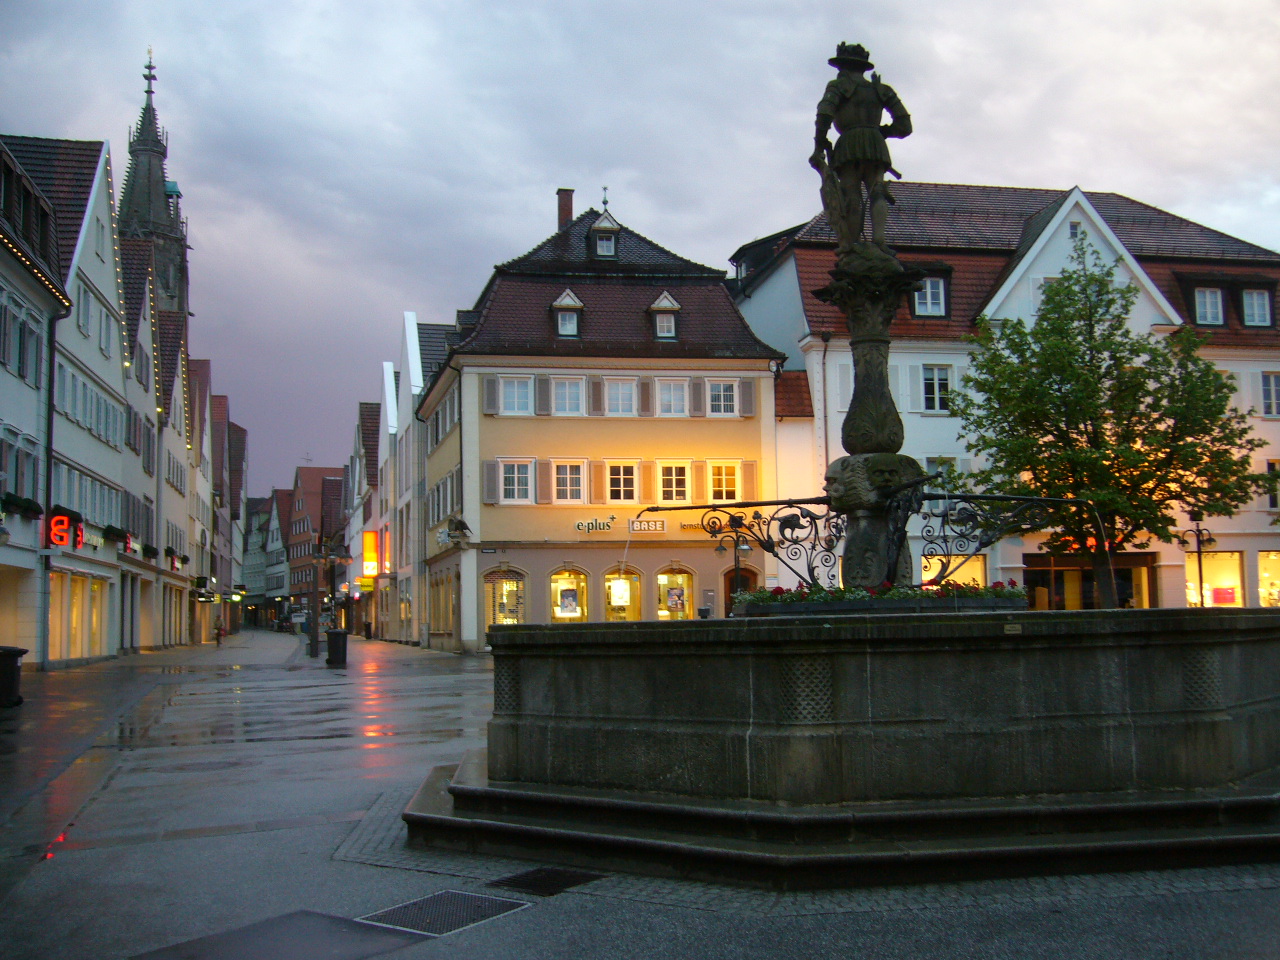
[47,510,84,550]
[575,515,617,533]
[680,522,703,531]
[628,518,666,534]
[362,531,378,577]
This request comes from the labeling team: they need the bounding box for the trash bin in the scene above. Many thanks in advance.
[325,630,348,667]
[307,632,320,658]
[363,621,372,640]
[0,646,29,708]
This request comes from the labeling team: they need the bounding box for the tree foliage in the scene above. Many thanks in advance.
[951,237,1277,604]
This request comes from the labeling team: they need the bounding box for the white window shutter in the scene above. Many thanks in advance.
[888,364,900,405]
[907,365,922,412]
[588,377,604,416]
[739,378,755,417]
[837,362,852,412]
[742,461,758,500]
[482,376,499,415]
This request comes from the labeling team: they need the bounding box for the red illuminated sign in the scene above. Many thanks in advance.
[47,512,84,550]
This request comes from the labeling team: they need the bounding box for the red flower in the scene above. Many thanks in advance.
[1007,579,1018,588]
[771,586,787,595]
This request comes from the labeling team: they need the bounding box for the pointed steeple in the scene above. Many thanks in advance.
[118,52,188,315]
[120,52,180,239]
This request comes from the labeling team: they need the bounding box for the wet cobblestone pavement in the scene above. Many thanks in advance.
[3,630,1280,959]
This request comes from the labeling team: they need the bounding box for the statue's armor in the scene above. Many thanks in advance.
[817,74,911,170]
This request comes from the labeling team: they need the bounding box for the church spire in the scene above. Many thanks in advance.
[120,51,175,237]
[118,53,189,315]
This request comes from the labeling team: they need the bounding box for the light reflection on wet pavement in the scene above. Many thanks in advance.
[0,632,491,896]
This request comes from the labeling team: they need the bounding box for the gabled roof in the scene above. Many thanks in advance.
[119,238,152,349]
[228,422,247,520]
[358,402,380,488]
[156,310,187,417]
[457,276,781,360]
[0,140,66,300]
[789,182,1280,263]
[0,135,103,280]
[272,489,292,530]
[189,359,212,455]
[497,208,723,279]
[417,322,455,381]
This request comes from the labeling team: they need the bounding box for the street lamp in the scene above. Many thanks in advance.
[1178,510,1216,608]
[715,527,754,614]
[309,539,354,657]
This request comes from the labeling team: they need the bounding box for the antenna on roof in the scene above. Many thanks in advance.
[302,452,313,464]
[602,186,608,209]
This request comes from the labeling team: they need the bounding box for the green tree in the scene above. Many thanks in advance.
[952,237,1277,608]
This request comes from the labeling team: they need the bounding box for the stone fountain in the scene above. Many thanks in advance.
[403,45,1280,889]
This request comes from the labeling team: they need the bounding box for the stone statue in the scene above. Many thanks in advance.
[825,454,928,588]
[811,44,926,588]
[809,42,912,254]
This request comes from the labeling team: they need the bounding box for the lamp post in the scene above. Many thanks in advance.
[1178,510,1216,608]
[310,537,354,658]
[715,527,754,615]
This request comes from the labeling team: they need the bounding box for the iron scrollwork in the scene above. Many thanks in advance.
[642,499,846,590]
[909,492,1070,583]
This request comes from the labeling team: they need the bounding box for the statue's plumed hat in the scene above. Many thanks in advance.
[829,42,873,71]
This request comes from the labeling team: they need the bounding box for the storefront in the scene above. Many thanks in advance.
[1023,552,1157,610]
[473,540,760,633]
[1184,550,1244,608]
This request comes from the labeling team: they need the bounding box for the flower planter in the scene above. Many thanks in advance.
[733,596,1027,617]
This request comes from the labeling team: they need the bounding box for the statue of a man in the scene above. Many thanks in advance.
[809,42,912,252]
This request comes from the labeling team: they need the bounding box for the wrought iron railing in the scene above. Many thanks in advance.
[640,488,1087,590]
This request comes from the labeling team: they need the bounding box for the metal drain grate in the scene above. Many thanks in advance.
[486,866,607,896]
[358,891,528,937]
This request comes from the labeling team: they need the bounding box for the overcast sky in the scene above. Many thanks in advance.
[5,0,1279,496]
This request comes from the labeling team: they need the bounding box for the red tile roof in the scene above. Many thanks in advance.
[774,370,813,417]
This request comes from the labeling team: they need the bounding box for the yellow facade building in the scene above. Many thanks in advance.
[417,193,783,652]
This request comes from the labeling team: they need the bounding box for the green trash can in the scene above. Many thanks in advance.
[325,630,348,667]
[0,646,29,707]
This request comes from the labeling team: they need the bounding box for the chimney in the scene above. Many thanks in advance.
[557,188,574,232]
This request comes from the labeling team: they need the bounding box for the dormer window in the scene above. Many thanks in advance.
[552,288,583,338]
[588,209,621,259]
[649,291,681,340]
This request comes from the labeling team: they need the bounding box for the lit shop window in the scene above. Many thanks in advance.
[656,568,693,621]
[604,568,641,622]
[920,554,986,587]
[550,568,588,621]
[1185,551,1243,608]
[484,570,525,627]
[1259,552,1280,608]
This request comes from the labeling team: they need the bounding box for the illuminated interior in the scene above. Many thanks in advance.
[604,568,641,621]
[656,568,693,620]
[1185,551,1243,608]
[550,568,588,621]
